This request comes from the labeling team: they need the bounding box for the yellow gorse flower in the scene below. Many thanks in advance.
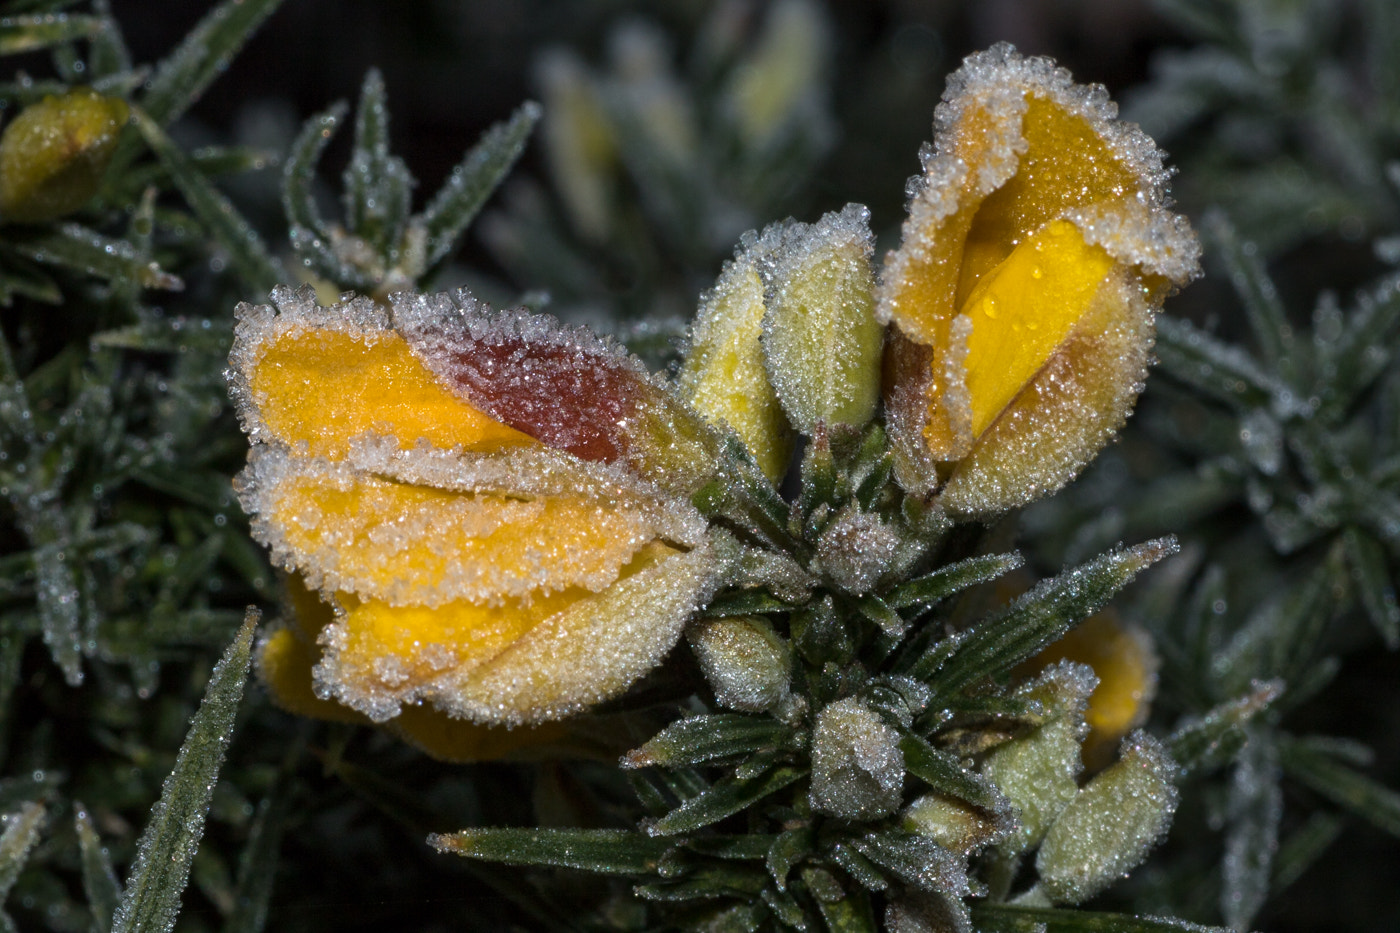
[230,45,1198,759]
[230,287,720,736]
[879,44,1200,517]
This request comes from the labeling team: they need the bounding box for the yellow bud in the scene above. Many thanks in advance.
[879,45,1200,516]
[0,89,128,223]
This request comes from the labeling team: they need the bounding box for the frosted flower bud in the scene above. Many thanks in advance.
[810,697,904,820]
[1035,731,1179,904]
[815,503,900,594]
[759,203,884,435]
[687,615,791,712]
[229,286,718,736]
[981,660,1096,856]
[878,44,1201,518]
[0,88,129,223]
[680,240,794,482]
[902,792,1011,857]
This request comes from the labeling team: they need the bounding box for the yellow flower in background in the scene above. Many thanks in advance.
[879,44,1201,517]
[230,286,719,739]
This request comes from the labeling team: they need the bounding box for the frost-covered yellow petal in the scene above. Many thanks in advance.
[258,626,370,725]
[316,540,716,725]
[877,45,1200,506]
[939,265,1153,516]
[249,452,664,608]
[230,288,535,460]
[681,256,792,481]
[959,219,1114,440]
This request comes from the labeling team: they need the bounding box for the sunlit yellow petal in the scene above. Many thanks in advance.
[959,219,1115,440]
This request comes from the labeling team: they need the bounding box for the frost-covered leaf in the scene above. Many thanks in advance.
[885,551,1024,611]
[1280,735,1400,839]
[224,789,289,933]
[75,804,122,933]
[1167,681,1282,778]
[0,13,101,54]
[1155,316,1281,414]
[849,832,968,895]
[139,0,283,127]
[899,732,1008,814]
[646,765,803,836]
[623,714,791,769]
[281,102,355,285]
[1220,734,1281,931]
[931,539,1177,699]
[1203,212,1297,380]
[343,69,411,260]
[3,223,181,290]
[974,903,1232,933]
[800,866,876,933]
[111,611,256,933]
[1342,526,1400,649]
[0,802,45,912]
[132,109,281,294]
[430,827,671,875]
[419,101,541,271]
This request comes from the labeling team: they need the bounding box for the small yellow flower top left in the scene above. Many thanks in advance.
[229,286,720,735]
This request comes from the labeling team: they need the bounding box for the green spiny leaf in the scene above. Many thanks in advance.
[429,828,672,875]
[885,551,1024,611]
[343,68,411,259]
[647,766,804,837]
[75,803,122,933]
[1168,681,1282,779]
[0,802,45,908]
[111,610,257,933]
[1280,734,1400,838]
[139,0,284,127]
[1342,525,1400,648]
[623,715,792,769]
[1270,810,1344,895]
[0,13,101,54]
[930,539,1177,700]
[2,224,181,291]
[1155,316,1282,413]
[419,100,541,271]
[634,863,768,901]
[898,732,1007,812]
[799,866,875,933]
[132,108,282,294]
[223,787,290,933]
[766,826,814,892]
[847,832,966,895]
[1204,210,1298,381]
[281,102,355,285]
[973,903,1233,932]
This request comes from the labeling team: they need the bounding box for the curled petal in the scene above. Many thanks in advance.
[315,539,717,725]
[391,289,722,495]
[878,44,1200,512]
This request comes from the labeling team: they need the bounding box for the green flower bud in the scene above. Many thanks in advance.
[981,661,1095,856]
[0,88,129,223]
[687,615,790,713]
[1035,731,1179,905]
[760,203,883,435]
[810,697,903,820]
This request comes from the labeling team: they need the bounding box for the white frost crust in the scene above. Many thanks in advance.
[313,538,719,725]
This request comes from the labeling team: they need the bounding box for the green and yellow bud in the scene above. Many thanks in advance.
[0,88,128,223]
